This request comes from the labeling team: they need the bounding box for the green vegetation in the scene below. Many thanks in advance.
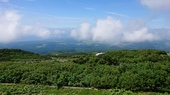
[73,49,169,65]
[0,84,110,95]
[0,84,169,95]
[0,49,50,61]
[1,49,170,94]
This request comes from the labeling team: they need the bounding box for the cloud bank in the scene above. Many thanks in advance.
[123,27,158,42]
[71,17,124,44]
[71,0,170,45]
[1,0,170,45]
[0,9,65,43]
[141,0,170,11]
[71,16,168,45]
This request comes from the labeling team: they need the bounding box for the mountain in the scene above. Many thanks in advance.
[0,38,170,54]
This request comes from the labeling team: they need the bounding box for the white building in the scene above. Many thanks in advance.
[95,52,104,56]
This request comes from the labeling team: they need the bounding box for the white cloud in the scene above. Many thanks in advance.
[0,0,8,2]
[141,0,170,11]
[31,28,51,38]
[71,17,123,44]
[92,17,123,44]
[53,30,65,35]
[71,23,91,40]
[22,25,65,39]
[152,28,170,40]
[71,17,161,45]
[0,10,21,43]
[106,12,128,18]
[123,27,158,42]
[0,9,64,43]
[84,7,95,11]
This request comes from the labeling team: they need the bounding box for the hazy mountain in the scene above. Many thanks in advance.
[0,38,169,54]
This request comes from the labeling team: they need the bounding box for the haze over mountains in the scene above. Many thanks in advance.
[0,0,170,53]
[0,38,170,54]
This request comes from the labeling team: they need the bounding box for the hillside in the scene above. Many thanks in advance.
[0,49,50,61]
[0,39,170,54]
[1,49,170,94]
[72,49,170,65]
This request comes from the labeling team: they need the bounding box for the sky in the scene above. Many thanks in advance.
[0,0,170,44]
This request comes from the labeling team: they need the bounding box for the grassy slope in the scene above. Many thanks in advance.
[0,84,110,95]
[0,84,169,95]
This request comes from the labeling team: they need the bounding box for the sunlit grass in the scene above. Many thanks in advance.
[0,84,169,95]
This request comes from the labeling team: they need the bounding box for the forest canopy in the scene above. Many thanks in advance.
[0,49,170,93]
[0,49,50,61]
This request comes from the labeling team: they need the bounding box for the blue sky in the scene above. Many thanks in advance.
[8,0,148,27]
[0,0,170,44]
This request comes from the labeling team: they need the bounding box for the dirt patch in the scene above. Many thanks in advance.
[64,86,98,90]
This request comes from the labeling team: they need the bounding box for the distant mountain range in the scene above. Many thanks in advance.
[0,38,170,54]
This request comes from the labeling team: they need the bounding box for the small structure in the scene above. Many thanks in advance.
[95,52,104,56]
[167,52,170,56]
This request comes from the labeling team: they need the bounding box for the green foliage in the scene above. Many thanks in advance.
[110,88,135,95]
[1,61,170,93]
[0,84,47,94]
[72,49,170,65]
[1,84,169,95]
[0,49,50,61]
[0,84,111,95]
[1,49,170,94]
